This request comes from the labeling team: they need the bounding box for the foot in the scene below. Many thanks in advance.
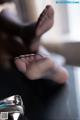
[29,5,54,51]
[35,5,54,37]
[15,54,53,80]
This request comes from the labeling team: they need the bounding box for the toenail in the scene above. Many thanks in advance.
[19,55,25,58]
[15,56,19,59]
[20,57,26,62]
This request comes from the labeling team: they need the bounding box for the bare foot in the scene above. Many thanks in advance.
[15,54,53,80]
[35,5,54,37]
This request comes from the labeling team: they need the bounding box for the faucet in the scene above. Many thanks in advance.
[0,95,24,120]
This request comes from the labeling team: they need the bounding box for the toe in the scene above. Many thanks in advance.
[25,56,30,65]
[15,58,26,73]
[29,55,35,62]
[35,54,42,61]
[38,6,47,23]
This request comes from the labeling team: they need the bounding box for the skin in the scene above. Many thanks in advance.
[14,6,69,84]
[15,53,69,84]
[0,6,53,58]
[0,5,69,83]
[0,5,54,55]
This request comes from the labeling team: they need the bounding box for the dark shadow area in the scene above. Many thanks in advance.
[0,66,79,120]
[0,0,12,4]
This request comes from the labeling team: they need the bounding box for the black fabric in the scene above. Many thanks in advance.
[0,66,79,120]
[0,65,61,120]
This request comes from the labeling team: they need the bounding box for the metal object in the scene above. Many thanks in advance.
[0,95,24,120]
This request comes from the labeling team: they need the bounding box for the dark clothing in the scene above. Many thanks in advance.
[0,65,59,120]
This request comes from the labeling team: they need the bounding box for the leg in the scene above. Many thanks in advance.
[0,5,54,53]
[0,5,54,38]
[23,5,54,52]
[14,5,69,83]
